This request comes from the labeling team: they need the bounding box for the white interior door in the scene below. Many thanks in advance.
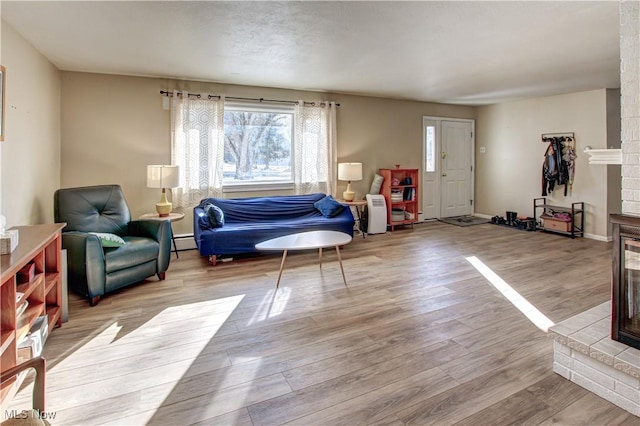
[440,120,473,218]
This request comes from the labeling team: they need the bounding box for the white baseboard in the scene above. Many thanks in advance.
[584,233,611,242]
[174,233,197,251]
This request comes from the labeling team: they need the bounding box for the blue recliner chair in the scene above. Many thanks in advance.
[54,184,171,306]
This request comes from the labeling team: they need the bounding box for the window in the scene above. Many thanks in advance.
[223,103,294,190]
[171,94,336,205]
[425,125,436,172]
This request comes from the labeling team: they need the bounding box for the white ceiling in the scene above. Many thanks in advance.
[1,1,621,106]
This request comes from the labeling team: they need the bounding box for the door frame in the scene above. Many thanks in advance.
[422,116,476,219]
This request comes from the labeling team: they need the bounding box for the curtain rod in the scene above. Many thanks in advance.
[159,90,339,107]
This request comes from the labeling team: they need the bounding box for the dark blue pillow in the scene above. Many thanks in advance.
[314,195,346,218]
[204,203,225,228]
[197,207,211,230]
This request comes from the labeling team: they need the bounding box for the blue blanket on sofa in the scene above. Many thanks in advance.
[193,193,355,257]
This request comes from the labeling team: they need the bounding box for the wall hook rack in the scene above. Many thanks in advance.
[541,132,575,142]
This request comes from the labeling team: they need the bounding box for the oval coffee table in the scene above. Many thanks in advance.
[255,230,352,288]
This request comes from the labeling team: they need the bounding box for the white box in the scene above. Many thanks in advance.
[30,315,49,346]
[17,316,49,358]
[0,229,19,254]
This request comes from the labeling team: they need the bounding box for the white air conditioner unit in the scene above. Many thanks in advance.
[366,194,387,234]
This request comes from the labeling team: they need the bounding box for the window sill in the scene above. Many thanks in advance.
[222,182,295,193]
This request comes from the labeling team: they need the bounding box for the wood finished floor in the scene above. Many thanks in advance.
[7,221,639,425]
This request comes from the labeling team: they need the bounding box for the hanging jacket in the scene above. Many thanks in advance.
[542,138,570,196]
[563,139,577,195]
[557,139,570,196]
[542,144,557,196]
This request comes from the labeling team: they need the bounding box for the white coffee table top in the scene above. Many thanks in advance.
[255,230,352,251]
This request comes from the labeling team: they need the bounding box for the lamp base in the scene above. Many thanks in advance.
[343,182,355,201]
[155,189,172,217]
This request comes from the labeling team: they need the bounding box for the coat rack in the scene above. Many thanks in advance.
[541,132,577,197]
[541,132,575,143]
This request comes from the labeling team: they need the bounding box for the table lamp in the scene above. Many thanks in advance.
[338,162,363,201]
[147,165,180,216]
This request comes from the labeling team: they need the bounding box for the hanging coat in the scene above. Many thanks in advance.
[542,144,557,196]
[562,139,577,195]
[542,138,570,196]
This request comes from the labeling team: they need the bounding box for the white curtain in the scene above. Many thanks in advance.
[293,101,338,195]
[170,91,225,208]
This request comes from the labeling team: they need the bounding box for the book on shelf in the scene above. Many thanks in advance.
[403,187,415,201]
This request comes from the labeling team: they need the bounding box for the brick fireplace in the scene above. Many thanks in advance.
[549,304,640,416]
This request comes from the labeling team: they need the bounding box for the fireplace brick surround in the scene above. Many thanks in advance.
[548,1,640,416]
[549,303,640,416]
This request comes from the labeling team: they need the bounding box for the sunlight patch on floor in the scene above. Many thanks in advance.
[466,256,555,332]
[51,295,245,371]
[9,295,247,417]
[47,321,123,364]
[247,287,291,326]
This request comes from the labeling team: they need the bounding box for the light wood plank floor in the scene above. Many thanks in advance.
[7,221,639,425]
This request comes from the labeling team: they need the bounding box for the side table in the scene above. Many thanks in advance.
[139,212,185,258]
[338,199,367,238]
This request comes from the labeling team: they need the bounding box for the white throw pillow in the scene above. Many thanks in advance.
[369,173,384,194]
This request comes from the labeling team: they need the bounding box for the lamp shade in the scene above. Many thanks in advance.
[338,162,363,181]
[147,165,180,189]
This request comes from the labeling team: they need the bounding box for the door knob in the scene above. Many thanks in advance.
[442,173,447,177]
[442,152,447,159]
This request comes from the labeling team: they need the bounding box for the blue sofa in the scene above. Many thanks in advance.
[194,193,355,265]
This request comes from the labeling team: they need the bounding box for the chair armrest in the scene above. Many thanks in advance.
[129,220,171,272]
[62,232,106,299]
[128,220,166,241]
[0,357,46,412]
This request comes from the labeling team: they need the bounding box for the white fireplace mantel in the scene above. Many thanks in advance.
[584,148,622,165]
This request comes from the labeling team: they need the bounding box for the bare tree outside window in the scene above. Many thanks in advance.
[223,107,293,183]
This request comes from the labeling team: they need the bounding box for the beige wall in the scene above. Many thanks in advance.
[0,21,60,228]
[476,89,615,239]
[60,72,475,234]
[60,73,169,222]
[336,93,475,199]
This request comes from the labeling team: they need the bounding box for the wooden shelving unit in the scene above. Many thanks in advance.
[379,168,419,231]
[533,198,584,238]
[0,223,65,405]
